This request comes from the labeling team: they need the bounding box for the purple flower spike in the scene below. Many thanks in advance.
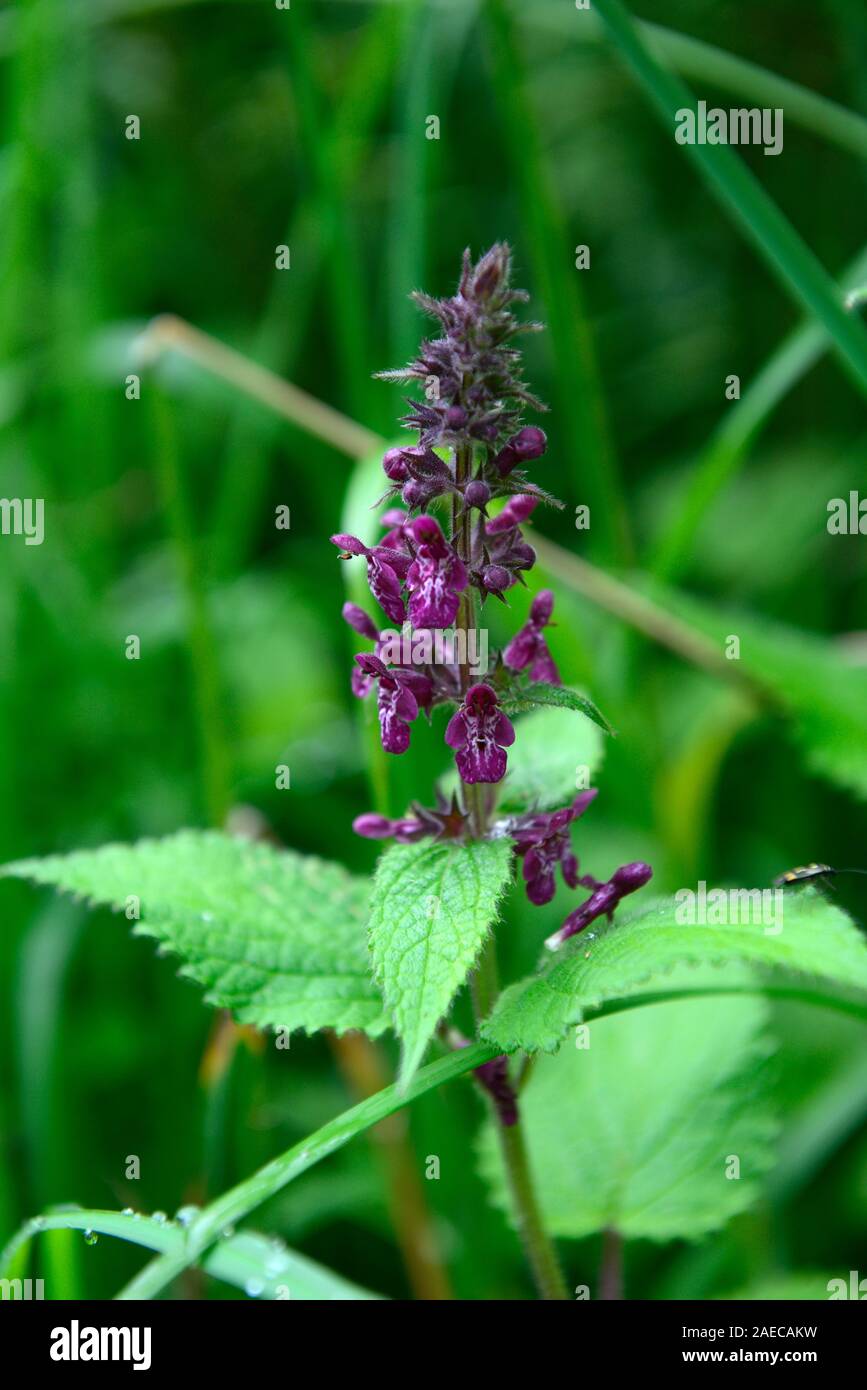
[545,860,653,951]
[445,683,515,784]
[512,789,598,906]
[503,588,560,685]
[354,653,426,755]
[405,514,468,628]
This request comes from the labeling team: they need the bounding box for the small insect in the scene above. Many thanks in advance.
[773,862,867,889]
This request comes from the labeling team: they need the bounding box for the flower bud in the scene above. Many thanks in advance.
[464,480,491,509]
[382,447,409,481]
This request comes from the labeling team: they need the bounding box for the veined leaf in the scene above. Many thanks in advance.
[479,996,777,1241]
[483,890,867,1054]
[500,703,606,810]
[368,838,513,1088]
[500,682,615,736]
[2,832,388,1038]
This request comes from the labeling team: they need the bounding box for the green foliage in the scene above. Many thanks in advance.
[500,704,606,809]
[0,1207,383,1301]
[2,832,388,1038]
[642,579,867,801]
[368,838,513,1088]
[479,996,776,1240]
[483,891,867,1054]
[500,682,614,735]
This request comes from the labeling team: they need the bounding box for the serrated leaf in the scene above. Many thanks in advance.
[500,682,615,735]
[483,890,867,1054]
[368,838,513,1088]
[2,832,387,1038]
[500,703,606,809]
[478,996,777,1241]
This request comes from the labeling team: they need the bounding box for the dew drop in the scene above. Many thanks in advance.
[121,1207,134,1217]
[175,1204,200,1227]
[83,1230,98,1246]
[152,1211,167,1225]
[245,1278,264,1298]
[220,1225,236,1240]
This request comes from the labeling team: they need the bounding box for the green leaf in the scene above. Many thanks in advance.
[500,703,606,809]
[0,1208,383,1301]
[368,838,513,1088]
[500,682,615,736]
[483,890,867,1054]
[479,996,776,1241]
[2,831,388,1038]
[641,577,867,801]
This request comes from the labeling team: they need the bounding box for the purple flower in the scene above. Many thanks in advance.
[485,493,539,536]
[463,480,491,510]
[354,654,431,755]
[512,789,598,905]
[492,427,548,476]
[545,861,654,951]
[331,532,410,626]
[503,590,560,684]
[405,514,468,628]
[352,813,429,844]
[353,793,471,845]
[445,684,515,784]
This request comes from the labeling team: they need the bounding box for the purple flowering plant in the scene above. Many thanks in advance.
[334,245,650,927]
[332,246,652,1294]
[4,244,867,1306]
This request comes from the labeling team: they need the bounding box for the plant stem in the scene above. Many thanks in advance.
[599,1227,623,1300]
[116,1041,499,1300]
[328,1031,453,1301]
[451,443,568,1302]
[498,1120,569,1301]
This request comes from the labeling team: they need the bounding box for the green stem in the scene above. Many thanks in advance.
[116,1041,498,1300]
[498,1120,569,1301]
[451,443,568,1302]
[149,384,232,827]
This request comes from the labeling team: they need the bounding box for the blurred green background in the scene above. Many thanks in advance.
[1,0,866,1299]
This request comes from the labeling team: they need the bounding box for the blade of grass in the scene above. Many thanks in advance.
[591,0,867,396]
[280,2,370,424]
[212,2,401,575]
[528,4,867,161]
[651,242,867,579]
[386,0,478,364]
[0,1208,382,1300]
[114,1040,499,1299]
[136,315,381,460]
[147,381,232,826]
[483,0,632,564]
